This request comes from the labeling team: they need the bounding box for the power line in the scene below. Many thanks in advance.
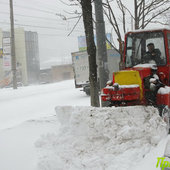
[0,4,81,23]
[0,21,66,30]
[1,0,64,12]
[0,11,65,22]
[0,0,80,21]
[0,1,64,17]
[0,21,84,34]
[16,14,64,23]
[14,4,56,15]
[0,12,84,30]
[14,0,80,19]
[14,0,59,14]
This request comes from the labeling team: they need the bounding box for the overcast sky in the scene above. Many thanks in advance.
[0,0,169,69]
[0,0,85,69]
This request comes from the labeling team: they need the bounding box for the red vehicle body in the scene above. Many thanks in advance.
[101,29,170,116]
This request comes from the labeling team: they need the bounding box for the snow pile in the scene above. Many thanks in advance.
[36,106,167,170]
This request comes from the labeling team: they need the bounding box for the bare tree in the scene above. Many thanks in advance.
[79,0,100,107]
[161,9,170,26]
[133,0,170,29]
[103,0,170,66]
[63,0,100,107]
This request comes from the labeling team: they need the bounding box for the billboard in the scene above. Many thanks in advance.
[3,37,11,71]
[3,37,10,45]
[78,33,113,51]
[78,36,87,51]
[3,54,11,69]
[0,48,3,58]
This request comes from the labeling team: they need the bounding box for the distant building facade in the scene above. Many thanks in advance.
[51,64,74,82]
[0,28,40,87]
[40,64,74,83]
[25,31,40,84]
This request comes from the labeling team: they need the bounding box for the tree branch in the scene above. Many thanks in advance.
[116,0,126,33]
[105,0,122,41]
[106,37,119,53]
[143,6,170,28]
[67,14,82,36]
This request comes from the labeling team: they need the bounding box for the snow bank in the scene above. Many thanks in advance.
[36,106,167,170]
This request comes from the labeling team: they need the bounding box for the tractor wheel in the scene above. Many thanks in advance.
[161,106,170,134]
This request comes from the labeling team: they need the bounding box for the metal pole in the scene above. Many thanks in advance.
[94,0,108,107]
[9,0,17,89]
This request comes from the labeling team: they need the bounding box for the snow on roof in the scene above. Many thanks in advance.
[105,84,139,90]
[126,27,170,34]
[133,63,157,68]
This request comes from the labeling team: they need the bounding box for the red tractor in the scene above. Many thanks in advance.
[101,28,170,129]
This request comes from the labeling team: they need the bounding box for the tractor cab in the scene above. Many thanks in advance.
[124,29,170,86]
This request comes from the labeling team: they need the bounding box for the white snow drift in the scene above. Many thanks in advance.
[36,105,167,170]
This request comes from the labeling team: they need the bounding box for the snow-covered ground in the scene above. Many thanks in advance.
[0,80,89,170]
[0,79,169,170]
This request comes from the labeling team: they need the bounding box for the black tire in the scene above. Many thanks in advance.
[161,106,170,134]
[85,90,90,96]
[83,86,90,96]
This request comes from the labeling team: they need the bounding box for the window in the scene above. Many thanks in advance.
[125,36,132,67]
[125,31,166,67]
[167,33,170,61]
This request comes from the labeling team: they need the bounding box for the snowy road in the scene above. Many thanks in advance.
[0,117,59,170]
[0,80,89,130]
[0,80,89,170]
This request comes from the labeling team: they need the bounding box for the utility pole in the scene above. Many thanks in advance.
[94,0,108,107]
[9,0,17,89]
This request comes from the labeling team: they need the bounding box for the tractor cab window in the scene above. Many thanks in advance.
[125,36,133,67]
[125,31,166,67]
[167,33,170,62]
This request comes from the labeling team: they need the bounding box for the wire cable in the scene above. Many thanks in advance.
[0,11,66,22]
[0,1,64,17]
[0,21,84,35]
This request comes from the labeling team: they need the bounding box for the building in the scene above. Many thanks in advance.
[40,64,74,83]
[0,28,40,87]
[25,31,40,84]
[51,64,74,82]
